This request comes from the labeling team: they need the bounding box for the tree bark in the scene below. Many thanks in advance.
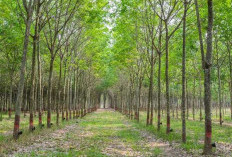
[165,22,170,134]
[47,57,54,128]
[181,0,187,143]
[29,32,37,132]
[204,0,214,154]
[13,0,34,139]
[195,0,213,154]
[149,41,154,125]
[157,19,162,130]
[227,43,232,120]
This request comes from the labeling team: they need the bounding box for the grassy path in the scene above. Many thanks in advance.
[4,109,192,157]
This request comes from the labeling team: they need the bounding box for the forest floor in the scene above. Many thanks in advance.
[0,109,231,156]
[1,109,192,157]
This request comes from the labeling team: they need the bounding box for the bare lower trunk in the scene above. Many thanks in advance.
[47,58,54,128]
[216,43,222,126]
[37,34,42,127]
[66,74,69,121]
[69,76,72,120]
[199,75,203,121]
[193,77,196,120]
[204,68,212,154]
[9,78,13,118]
[57,60,62,124]
[158,53,161,130]
[29,34,37,132]
[149,46,154,125]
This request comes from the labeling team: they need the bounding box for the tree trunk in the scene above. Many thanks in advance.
[216,41,222,126]
[204,0,214,154]
[199,75,203,121]
[29,33,37,132]
[9,76,13,118]
[66,73,69,121]
[69,76,72,120]
[227,43,232,120]
[13,6,33,139]
[157,53,161,130]
[186,80,189,119]
[165,22,170,134]
[181,0,187,143]
[47,57,54,128]
[193,77,196,120]
[57,57,63,125]
[195,0,213,154]
[149,41,154,125]
[62,64,67,121]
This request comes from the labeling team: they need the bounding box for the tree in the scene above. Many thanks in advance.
[43,0,79,128]
[181,0,188,144]
[194,0,214,154]
[13,0,37,139]
[157,0,184,134]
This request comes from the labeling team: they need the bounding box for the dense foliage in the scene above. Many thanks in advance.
[0,0,231,155]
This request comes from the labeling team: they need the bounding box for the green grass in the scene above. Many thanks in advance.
[17,148,107,157]
[153,147,162,156]
[12,110,163,156]
[0,112,77,155]
[167,108,232,123]
[116,129,141,143]
[3,109,230,156]
[0,111,59,136]
[131,111,232,153]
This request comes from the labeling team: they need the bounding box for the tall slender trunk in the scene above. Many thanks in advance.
[62,65,67,121]
[217,66,222,126]
[57,57,62,125]
[38,46,42,127]
[149,43,154,125]
[29,31,38,131]
[9,76,13,118]
[66,72,69,121]
[193,77,196,120]
[181,0,187,143]
[165,22,170,134]
[216,42,222,126]
[204,0,214,154]
[47,57,54,128]
[4,88,7,114]
[157,19,162,130]
[135,85,139,121]
[157,53,161,130]
[13,4,33,138]
[227,44,232,120]
[146,89,150,126]
[138,78,142,121]
[69,76,72,120]
[186,80,189,119]
[199,75,203,121]
[24,84,28,118]
[146,45,150,126]
[73,70,77,119]
[195,0,213,154]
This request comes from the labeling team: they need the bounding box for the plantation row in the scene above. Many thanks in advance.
[0,0,232,156]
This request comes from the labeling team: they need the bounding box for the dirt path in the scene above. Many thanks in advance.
[6,109,193,157]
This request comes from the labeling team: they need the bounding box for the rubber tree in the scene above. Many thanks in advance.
[194,0,214,154]
[13,0,37,139]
